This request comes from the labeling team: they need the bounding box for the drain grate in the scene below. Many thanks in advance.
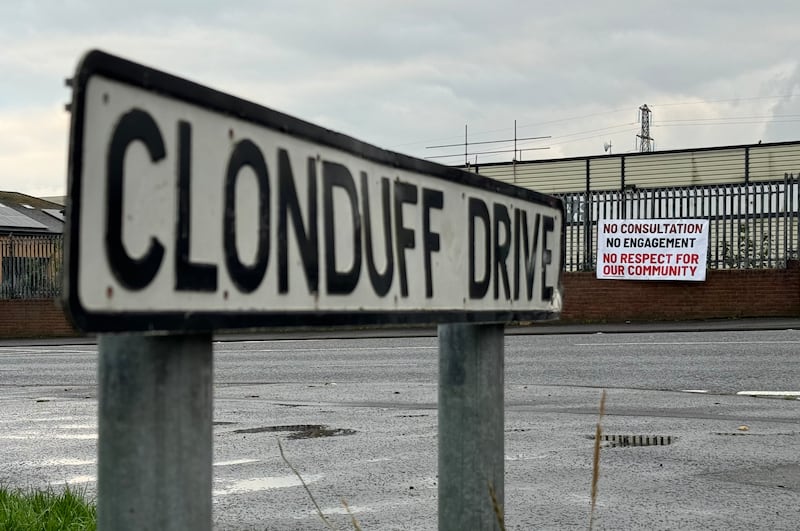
[595,434,675,447]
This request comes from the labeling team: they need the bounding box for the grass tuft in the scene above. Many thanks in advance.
[341,498,362,531]
[277,437,337,530]
[487,481,506,531]
[589,389,607,531]
[0,484,96,530]
[278,438,364,530]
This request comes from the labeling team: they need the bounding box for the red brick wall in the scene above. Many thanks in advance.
[0,299,79,338]
[1,262,799,337]
[561,260,800,322]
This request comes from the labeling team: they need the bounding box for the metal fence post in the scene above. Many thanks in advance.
[438,323,505,531]
[583,159,592,270]
[9,234,15,298]
[97,333,213,531]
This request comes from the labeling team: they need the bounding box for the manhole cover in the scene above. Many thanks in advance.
[593,434,675,447]
[232,424,356,439]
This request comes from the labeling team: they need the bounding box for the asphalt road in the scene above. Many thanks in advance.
[1,326,799,530]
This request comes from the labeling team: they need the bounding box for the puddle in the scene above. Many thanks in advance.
[593,434,675,447]
[232,424,356,439]
[213,474,323,496]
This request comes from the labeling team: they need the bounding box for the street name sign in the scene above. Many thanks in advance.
[65,50,564,332]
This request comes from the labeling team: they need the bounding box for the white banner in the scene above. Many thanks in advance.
[596,219,709,281]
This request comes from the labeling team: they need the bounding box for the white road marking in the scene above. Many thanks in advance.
[682,390,709,394]
[214,458,260,467]
[0,433,98,440]
[0,349,95,354]
[62,475,96,484]
[51,433,98,440]
[216,346,437,353]
[38,458,95,466]
[25,417,86,423]
[736,391,800,397]
[505,453,551,461]
[213,474,323,496]
[575,340,800,346]
[317,505,370,515]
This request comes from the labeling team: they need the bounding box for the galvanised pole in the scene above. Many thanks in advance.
[438,323,505,531]
[97,333,213,531]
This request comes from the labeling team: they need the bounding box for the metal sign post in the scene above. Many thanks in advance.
[439,323,505,531]
[64,50,564,530]
[97,333,213,531]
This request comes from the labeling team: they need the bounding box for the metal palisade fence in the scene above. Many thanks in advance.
[0,176,798,299]
[558,173,800,272]
[0,234,63,299]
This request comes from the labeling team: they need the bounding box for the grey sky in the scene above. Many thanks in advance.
[1,0,798,196]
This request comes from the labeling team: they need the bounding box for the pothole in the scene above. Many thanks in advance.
[232,424,357,439]
[592,434,676,447]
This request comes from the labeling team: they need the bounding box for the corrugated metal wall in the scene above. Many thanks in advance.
[472,141,800,193]
[474,159,586,194]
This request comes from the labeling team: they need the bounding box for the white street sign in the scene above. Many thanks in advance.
[65,51,564,331]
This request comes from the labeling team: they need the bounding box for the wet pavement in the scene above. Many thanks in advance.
[1,325,799,529]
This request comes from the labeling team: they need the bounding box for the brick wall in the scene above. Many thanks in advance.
[0,299,79,338]
[1,262,799,338]
[561,260,800,322]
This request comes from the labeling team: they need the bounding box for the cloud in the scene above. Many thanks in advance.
[0,104,70,197]
[763,64,800,143]
[2,0,800,195]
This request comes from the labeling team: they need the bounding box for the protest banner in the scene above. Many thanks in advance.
[596,219,709,281]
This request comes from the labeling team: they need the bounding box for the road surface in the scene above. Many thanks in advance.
[1,327,798,529]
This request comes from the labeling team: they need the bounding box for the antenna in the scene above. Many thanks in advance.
[464,124,468,165]
[603,141,613,154]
